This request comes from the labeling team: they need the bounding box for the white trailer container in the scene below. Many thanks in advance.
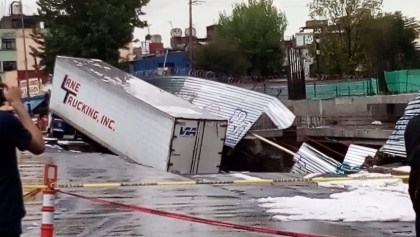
[50,56,228,174]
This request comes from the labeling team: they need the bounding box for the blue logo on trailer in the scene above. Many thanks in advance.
[180,127,197,137]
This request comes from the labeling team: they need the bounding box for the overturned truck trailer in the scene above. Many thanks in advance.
[50,56,228,174]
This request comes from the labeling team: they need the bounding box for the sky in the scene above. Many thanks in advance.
[6,0,420,47]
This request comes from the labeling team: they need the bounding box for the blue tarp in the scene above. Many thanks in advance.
[24,98,46,111]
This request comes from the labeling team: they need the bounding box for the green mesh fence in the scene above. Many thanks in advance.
[306,78,379,99]
[385,70,420,93]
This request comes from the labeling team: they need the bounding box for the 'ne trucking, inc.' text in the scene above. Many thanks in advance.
[61,75,116,131]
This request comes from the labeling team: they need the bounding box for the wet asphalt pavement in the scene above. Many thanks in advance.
[20,149,415,237]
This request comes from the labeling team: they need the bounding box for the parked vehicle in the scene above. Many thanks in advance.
[47,114,77,139]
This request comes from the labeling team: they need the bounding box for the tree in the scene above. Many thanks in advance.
[360,12,420,75]
[216,0,287,76]
[29,29,45,70]
[194,38,250,76]
[35,0,149,72]
[309,0,383,74]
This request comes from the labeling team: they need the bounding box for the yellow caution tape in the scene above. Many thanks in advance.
[22,175,410,190]
[156,181,197,186]
[82,183,122,188]
[233,179,274,184]
[312,175,409,183]
[24,185,47,189]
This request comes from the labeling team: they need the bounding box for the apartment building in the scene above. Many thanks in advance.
[0,14,46,94]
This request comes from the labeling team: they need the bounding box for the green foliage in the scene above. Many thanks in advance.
[196,0,287,76]
[309,0,383,74]
[310,0,420,77]
[360,12,420,75]
[29,29,45,70]
[35,0,149,72]
[309,0,383,21]
[194,38,250,75]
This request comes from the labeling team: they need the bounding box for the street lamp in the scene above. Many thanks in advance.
[315,37,321,76]
[314,36,321,99]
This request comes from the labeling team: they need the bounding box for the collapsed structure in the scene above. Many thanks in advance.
[143,76,296,147]
[49,56,389,175]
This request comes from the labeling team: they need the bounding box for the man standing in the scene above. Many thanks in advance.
[405,115,420,236]
[0,84,45,237]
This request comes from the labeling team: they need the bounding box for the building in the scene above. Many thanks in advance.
[130,51,189,77]
[0,12,47,92]
[0,2,48,112]
[129,25,221,77]
[170,25,216,50]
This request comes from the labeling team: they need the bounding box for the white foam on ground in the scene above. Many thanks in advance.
[230,173,262,180]
[258,172,414,222]
[393,166,411,174]
[46,144,63,150]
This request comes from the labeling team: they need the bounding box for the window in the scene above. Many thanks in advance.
[2,39,16,50]
[12,20,20,29]
[3,61,17,71]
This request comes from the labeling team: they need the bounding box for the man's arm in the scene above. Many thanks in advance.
[409,167,420,213]
[11,101,45,155]
[5,86,45,155]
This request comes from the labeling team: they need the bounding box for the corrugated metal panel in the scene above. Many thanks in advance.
[291,143,344,174]
[143,76,296,147]
[58,57,224,121]
[343,144,378,171]
[380,94,420,157]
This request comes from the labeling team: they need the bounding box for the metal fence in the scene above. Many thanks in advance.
[131,69,380,100]
[235,79,378,100]
[132,68,289,84]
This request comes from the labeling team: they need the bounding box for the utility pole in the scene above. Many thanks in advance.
[19,0,31,114]
[188,0,204,71]
[188,0,193,70]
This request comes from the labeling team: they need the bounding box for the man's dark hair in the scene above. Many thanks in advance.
[0,83,6,106]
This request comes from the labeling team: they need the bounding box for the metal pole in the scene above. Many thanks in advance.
[188,0,193,70]
[19,0,31,113]
[315,36,320,99]
[250,133,296,156]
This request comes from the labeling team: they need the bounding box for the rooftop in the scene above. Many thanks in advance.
[0,14,42,29]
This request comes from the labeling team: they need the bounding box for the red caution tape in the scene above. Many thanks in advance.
[59,190,331,237]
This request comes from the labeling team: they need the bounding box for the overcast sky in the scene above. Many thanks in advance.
[8,0,420,47]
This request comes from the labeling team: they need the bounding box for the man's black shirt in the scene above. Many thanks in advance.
[405,115,420,168]
[0,110,32,235]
